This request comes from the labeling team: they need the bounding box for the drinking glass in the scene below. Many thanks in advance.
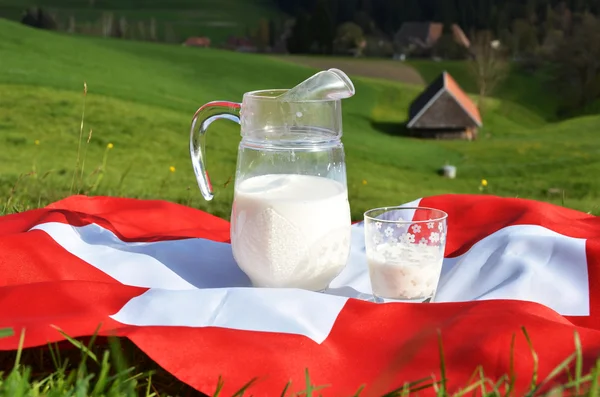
[364,207,448,303]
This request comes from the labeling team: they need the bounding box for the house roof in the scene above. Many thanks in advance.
[394,22,471,49]
[183,37,211,46]
[394,22,432,48]
[451,24,471,47]
[407,71,482,128]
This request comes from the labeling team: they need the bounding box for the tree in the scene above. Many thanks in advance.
[435,0,458,25]
[67,15,76,33]
[287,12,313,54]
[539,4,566,56]
[268,18,278,48]
[551,12,600,115]
[353,10,377,35]
[113,15,126,38]
[555,2,574,32]
[510,18,539,57]
[310,0,335,53]
[149,17,157,41]
[467,30,509,106]
[255,18,270,52]
[333,21,364,55]
[21,7,58,30]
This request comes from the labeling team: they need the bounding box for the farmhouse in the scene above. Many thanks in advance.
[407,71,482,140]
[393,22,470,56]
[182,37,211,48]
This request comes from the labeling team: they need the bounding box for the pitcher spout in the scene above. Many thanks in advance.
[277,68,355,102]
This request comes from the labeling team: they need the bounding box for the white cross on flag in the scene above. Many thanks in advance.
[0,194,599,396]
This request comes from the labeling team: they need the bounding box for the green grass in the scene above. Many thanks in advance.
[1,326,600,396]
[0,0,280,45]
[1,18,599,220]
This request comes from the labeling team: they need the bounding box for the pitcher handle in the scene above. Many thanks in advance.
[189,101,241,201]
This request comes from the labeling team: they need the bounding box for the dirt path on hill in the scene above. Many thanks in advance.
[272,55,425,86]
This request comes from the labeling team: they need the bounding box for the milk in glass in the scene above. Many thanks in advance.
[367,243,443,300]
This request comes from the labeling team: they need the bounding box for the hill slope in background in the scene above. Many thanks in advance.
[407,60,559,121]
[277,55,559,123]
[0,0,279,45]
[0,18,598,219]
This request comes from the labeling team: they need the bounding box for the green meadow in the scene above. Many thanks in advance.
[1,19,599,220]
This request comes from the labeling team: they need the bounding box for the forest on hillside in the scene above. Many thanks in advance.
[278,0,600,58]
[277,0,600,38]
[275,0,600,116]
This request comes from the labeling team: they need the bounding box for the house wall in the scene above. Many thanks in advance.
[411,128,478,141]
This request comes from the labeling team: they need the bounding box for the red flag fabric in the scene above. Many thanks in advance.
[0,194,599,396]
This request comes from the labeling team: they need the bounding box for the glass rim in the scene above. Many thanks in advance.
[244,88,341,103]
[363,206,448,224]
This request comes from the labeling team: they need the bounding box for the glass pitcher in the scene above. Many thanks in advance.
[189,88,351,291]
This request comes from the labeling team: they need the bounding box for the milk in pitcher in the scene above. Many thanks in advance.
[230,174,351,290]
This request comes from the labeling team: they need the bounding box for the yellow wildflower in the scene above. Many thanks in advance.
[481,179,488,187]
[362,179,367,185]
[169,166,176,173]
[34,140,40,145]
[107,143,114,149]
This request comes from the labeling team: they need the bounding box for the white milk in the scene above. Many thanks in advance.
[367,243,443,300]
[230,174,351,291]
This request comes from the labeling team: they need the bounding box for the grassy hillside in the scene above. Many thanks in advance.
[407,60,560,121]
[0,0,279,45]
[0,18,599,220]
[274,55,427,86]
[278,55,560,122]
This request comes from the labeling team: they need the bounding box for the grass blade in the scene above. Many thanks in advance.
[50,325,98,364]
[0,328,14,338]
[70,81,87,194]
[381,376,437,396]
[280,380,292,397]
[452,378,487,396]
[535,352,575,393]
[212,375,225,397]
[350,384,365,397]
[575,331,583,395]
[13,328,25,369]
[506,332,516,396]
[437,329,447,396]
[589,357,600,397]
[522,327,539,396]
[90,350,111,395]
[478,366,486,396]
[232,377,258,397]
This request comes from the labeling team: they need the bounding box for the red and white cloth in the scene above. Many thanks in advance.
[0,194,599,396]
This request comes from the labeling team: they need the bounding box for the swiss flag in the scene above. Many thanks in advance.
[0,194,599,396]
